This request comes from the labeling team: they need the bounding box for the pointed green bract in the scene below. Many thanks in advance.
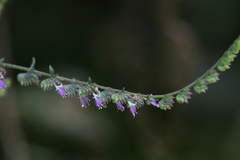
[49,65,55,76]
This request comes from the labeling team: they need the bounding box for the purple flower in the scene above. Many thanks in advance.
[0,79,6,90]
[116,102,124,112]
[79,96,90,107]
[150,98,159,107]
[55,85,66,98]
[93,93,102,109]
[128,101,137,117]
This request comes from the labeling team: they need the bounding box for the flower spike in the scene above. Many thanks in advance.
[1,34,240,117]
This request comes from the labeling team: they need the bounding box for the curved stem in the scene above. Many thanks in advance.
[0,35,239,99]
[0,53,222,98]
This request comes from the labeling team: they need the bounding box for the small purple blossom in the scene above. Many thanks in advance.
[55,85,66,98]
[79,96,90,107]
[150,98,159,107]
[116,102,124,112]
[93,93,102,109]
[0,79,6,90]
[128,101,137,117]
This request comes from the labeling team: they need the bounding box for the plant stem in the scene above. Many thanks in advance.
[0,35,239,99]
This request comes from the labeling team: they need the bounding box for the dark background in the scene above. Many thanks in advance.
[1,0,240,160]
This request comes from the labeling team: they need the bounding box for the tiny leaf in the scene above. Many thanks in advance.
[49,65,55,75]
[29,57,36,70]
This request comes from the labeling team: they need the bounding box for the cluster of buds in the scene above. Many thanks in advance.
[194,80,208,94]
[176,88,192,103]
[158,96,174,110]
[217,36,240,72]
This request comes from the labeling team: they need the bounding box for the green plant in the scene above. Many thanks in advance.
[0,36,240,116]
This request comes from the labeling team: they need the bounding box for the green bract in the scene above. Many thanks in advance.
[176,89,192,103]
[78,85,95,96]
[111,93,131,103]
[17,72,39,86]
[194,80,208,94]
[205,70,219,84]
[40,78,61,91]
[63,84,82,97]
[158,96,174,110]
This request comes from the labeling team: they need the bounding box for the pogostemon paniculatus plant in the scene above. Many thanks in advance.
[0,36,240,117]
[1,0,240,117]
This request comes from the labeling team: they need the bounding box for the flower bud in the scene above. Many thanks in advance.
[194,80,208,94]
[217,62,230,72]
[205,70,219,84]
[158,96,174,110]
[230,37,240,54]
[17,72,39,86]
[176,89,192,103]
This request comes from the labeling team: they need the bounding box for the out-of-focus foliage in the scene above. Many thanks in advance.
[1,0,240,160]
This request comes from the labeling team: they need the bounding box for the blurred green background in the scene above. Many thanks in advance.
[1,0,240,160]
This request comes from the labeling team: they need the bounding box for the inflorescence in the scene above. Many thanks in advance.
[0,36,240,117]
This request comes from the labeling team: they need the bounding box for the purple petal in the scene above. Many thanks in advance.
[80,96,90,107]
[93,93,102,109]
[116,102,124,112]
[55,85,66,98]
[94,98,102,108]
[130,106,137,117]
[150,98,158,107]
[0,80,6,90]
